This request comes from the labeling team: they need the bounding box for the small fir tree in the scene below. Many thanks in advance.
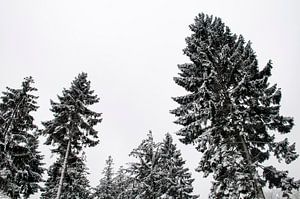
[113,166,130,199]
[116,170,139,199]
[128,132,164,199]
[160,133,198,199]
[21,132,45,198]
[42,72,102,199]
[127,132,198,199]
[41,159,61,198]
[171,13,299,198]
[0,77,44,198]
[93,156,116,199]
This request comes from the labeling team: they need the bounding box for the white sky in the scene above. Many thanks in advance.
[0,0,299,198]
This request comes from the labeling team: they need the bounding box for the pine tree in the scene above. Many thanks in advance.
[116,169,139,199]
[21,132,45,198]
[128,132,164,199]
[93,156,116,199]
[41,159,61,198]
[113,166,130,199]
[0,77,44,198]
[171,13,299,198]
[160,133,198,199]
[42,72,102,199]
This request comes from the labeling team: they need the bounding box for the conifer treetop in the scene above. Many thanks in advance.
[43,72,102,154]
[171,13,299,198]
[0,76,44,198]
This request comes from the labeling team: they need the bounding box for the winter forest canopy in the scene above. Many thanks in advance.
[1,9,300,199]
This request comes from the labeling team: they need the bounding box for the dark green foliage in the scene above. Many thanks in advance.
[171,13,299,198]
[0,77,44,198]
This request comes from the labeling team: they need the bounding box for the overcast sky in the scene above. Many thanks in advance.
[0,0,299,198]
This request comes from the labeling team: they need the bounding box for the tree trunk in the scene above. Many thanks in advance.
[56,139,71,199]
[240,135,265,199]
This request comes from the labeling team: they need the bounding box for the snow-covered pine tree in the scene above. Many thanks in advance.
[0,77,44,199]
[113,166,130,199]
[115,168,139,199]
[171,13,299,198]
[41,154,92,199]
[41,159,61,198]
[128,131,187,199]
[93,156,117,199]
[128,132,167,199]
[42,72,102,199]
[160,133,198,199]
[22,131,45,199]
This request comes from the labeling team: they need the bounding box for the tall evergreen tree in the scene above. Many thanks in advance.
[93,156,116,199]
[42,72,102,199]
[0,77,44,198]
[160,133,198,199]
[171,13,299,198]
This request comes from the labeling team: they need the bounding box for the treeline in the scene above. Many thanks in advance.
[1,12,300,199]
[0,73,198,199]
